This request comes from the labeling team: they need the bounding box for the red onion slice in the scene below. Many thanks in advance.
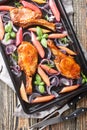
[12,23,18,32]
[5,44,16,54]
[10,65,22,77]
[46,47,52,59]
[11,69,22,77]
[59,78,73,86]
[47,84,54,94]
[51,91,59,97]
[49,75,60,87]
[29,93,41,103]
[1,39,16,45]
[9,55,17,66]
[47,76,60,94]
[33,2,52,15]
[23,31,31,38]
[76,77,82,85]
[2,13,11,23]
[40,59,54,66]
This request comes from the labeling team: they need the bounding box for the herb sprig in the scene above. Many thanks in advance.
[60,37,69,44]
[36,26,48,48]
[81,72,87,84]
[14,1,22,7]
[34,74,45,93]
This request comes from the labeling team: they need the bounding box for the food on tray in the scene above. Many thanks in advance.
[47,40,80,79]
[0,15,4,40]
[17,41,38,94]
[20,82,29,103]
[10,6,55,31]
[0,0,86,104]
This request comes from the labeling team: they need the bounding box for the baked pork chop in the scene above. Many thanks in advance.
[17,41,38,94]
[10,6,55,31]
[47,40,80,79]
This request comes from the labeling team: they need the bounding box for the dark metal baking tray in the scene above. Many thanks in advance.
[0,0,87,114]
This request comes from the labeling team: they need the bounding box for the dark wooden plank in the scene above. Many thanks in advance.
[73,0,87,130]
[73,0,87,50]
[0,80,31,130]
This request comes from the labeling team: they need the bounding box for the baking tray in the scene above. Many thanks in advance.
[0,0,87,114]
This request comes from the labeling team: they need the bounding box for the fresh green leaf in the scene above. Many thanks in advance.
[42,34,48,39]
[36,74,42,82]
[85,78,87,82]
[81,72,86,78]
[10,31,16,38]
[39,82,45,85]
[60,37,69,44]
[82,79,85,84]
[5,25,10,33]
[37,36,42,41]
[45,63,54,68]
[4,33,11,41]
[41,38,47,48]
[34,81,38,85]
[81,72,87,83]
[38,85,45,93]
[14,2,22,7]
[36,26,48,48]
[5,22,12,33]
[36,26,43,37]
[12,53,18,62]
[45,15,49,21]
[48,64,54,68]
[34,74,45,93]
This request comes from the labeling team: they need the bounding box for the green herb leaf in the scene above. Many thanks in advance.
[37,36,42,41]
[85,78,87,82]
[38,85,45,93]
[10,31,16,38]
[34,81,38,85]
[36,74,42,82]
[4,33,11,41]
[14,2,22,7]
[5,22,12,33]
[81,72,87,83]
[42,34,48,39]
[45,63,55,68]
[81,72,86,78]
[45,15,49,21]
[82,79,85,84]
[60,37,69,44]
[36,26,43,37]
[41,38,47,48]
[12,53,18,62]
[39,82,45,85]
[36,26,48,48]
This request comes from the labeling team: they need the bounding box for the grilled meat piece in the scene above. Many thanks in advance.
[47,40,80,79]
[17,41,38,94]
[10,6,55,31]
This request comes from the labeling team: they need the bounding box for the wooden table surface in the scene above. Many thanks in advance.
[0,0,87,130]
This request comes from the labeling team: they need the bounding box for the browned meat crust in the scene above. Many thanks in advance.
[10,6,56,31]
[17,41,38,93]
[47,40,80,79]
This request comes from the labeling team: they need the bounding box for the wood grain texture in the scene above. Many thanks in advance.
[0,0,87,130]
[73,0,87,130]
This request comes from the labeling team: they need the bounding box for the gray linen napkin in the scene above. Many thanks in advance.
[0,0,86,118]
